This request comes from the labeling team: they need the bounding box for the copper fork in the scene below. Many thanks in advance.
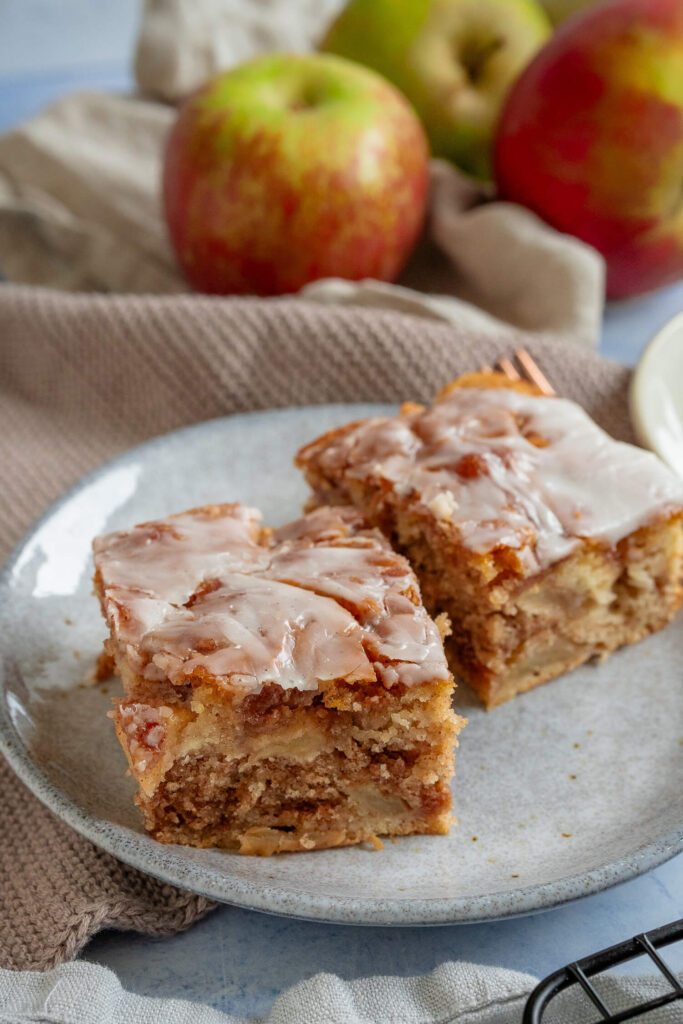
[479,348,556,397]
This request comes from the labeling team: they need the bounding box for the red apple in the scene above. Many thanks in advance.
[494,0,683,298]
[163,53,429,295]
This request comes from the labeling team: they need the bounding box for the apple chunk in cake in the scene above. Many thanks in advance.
[296,375,683,708]
[93,504,463,854]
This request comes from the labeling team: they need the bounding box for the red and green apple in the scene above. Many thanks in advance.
[163,53,429,295]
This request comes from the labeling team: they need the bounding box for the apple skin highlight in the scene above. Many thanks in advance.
[495,0,683,299]
[163,54,429,296]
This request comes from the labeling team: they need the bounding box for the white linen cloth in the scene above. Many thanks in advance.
[0,0,604,348]
[2,959,682,1023]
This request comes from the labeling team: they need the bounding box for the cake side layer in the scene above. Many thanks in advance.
[139,750,454,855]
[109,671,460,798]
[414,516,683,707]
[111,676,460,854]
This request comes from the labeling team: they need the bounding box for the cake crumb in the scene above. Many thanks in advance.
[427,490,456,521]
[435,612,451,640]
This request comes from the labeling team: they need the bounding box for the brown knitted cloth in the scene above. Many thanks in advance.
[0,284,633,972]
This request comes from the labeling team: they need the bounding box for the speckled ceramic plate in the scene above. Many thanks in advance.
[1,405,682,926]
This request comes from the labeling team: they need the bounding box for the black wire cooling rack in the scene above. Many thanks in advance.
[523,919,683,1023]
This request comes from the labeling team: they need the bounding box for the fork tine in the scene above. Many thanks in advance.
[515,349,556,396]
[497,356,521,382]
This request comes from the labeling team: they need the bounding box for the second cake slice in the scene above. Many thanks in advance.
[296,375,683,708]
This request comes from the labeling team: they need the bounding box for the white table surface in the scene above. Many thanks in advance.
[2,2,682,1017]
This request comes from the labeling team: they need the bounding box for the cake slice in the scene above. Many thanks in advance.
[296,374,683,708]
[93,504,463,854]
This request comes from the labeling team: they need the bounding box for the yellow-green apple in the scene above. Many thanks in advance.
[320,0,551,180]
[162,53,429,295]
[495,0,683,298]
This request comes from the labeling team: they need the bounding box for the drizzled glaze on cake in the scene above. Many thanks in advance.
[93,505,449,693]
[299,389,683,572]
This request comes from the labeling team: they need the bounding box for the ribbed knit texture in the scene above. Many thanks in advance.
[0,284,633,972]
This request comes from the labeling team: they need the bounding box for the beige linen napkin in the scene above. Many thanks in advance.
[0,0,604,347]
[135,0,345,102]
[0,285,633,971]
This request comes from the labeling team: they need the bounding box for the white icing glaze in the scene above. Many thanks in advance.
[93,504,268,608]
[145,574,374,692]
[94,505,449,693]
[304,389,683,572]
[267,543,414,620]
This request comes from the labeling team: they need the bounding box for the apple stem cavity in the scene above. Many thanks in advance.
[289,81,324,113]
[459,35,505,86]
